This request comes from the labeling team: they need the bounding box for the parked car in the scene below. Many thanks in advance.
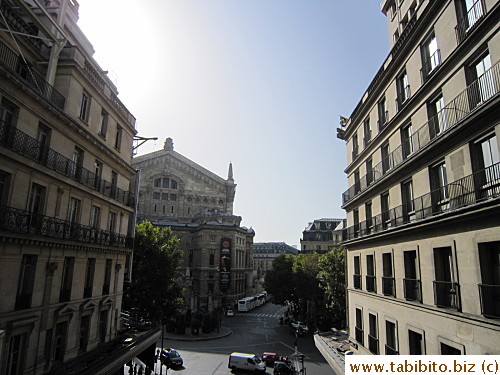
[226,309,234,317]
[274,361,295,375]
[291,321,309,335]
[161,348,183,368]
[262,352,279,366]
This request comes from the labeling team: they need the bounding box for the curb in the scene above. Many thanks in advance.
[163,329,233,342]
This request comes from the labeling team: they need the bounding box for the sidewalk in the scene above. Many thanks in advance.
[163,326,232,341]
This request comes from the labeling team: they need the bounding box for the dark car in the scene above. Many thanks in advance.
[274,361,295,375]
[262,352,278,366]
[161,348,183,368]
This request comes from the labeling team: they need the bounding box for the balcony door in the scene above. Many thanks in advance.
[478,242,500,318]
[404,250,420,301]
[433,247,459,308]
[430,161,449,213]
[471,133,500,201]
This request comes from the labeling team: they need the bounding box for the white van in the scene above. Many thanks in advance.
[228,352,266,373]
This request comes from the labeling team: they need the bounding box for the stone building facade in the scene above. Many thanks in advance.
[0,1,158,374]
[132,138,255,311]
[336,0,500,356]
[300,218,345,254]
[253,242,298,280]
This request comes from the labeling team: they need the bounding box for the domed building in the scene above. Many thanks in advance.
[132,138,255,312]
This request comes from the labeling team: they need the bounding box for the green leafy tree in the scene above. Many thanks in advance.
[264,254,296,305]
[123,221,183,324]
[293,253,324,324]
[318,247,346,328]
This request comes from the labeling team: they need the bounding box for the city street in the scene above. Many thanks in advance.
[153,302,336,375]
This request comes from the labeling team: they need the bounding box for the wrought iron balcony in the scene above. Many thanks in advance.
[455,0,485,44]
[421,49,442,83]
[403,278,422,302]
[0,205,133,248]
[353,274,362,289]
[478,284,500,318]
[0,120,136,207]
[342,60,500,206]
[368,334,379,354]
[366,275,376,292]
[385,345,399,355]
[0,40,65,110]
[343,161,500,241]
[433,281,461,310]
[382,276,395,296]
[355,327,364,345]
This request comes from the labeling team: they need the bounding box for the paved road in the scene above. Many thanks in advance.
[154,302,336,375]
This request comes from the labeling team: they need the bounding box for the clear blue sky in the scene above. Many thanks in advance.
[78,1,389,247]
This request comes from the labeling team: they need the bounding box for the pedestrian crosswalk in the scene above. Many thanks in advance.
[232,313,282,318]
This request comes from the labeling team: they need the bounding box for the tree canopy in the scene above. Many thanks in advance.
[263,254,296,305]
[264,248,346,329]
[318,247,346,327]
[123,221,184,323]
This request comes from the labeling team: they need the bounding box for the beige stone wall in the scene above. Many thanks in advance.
[341,0,500,359]
[0,1,137,373]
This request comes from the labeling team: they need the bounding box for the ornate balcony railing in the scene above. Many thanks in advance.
[382,276,395,296]
[355,327,364,345]
[343,161,500,241]
[353,274,362,289]
[421,49,442,83]
[0,205,133,248]
[0,120,136,207]
[478,284,500,318]
[84,60,106,91]
[0,40,65,110]
[342,60,500,205]
[433,281,461,310]
[366,275,376,292]
[455,0,486,44]
[403,278,422,302]
[368,334,379,354]
[385,345,399,355]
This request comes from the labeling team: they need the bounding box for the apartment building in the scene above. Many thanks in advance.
[253,242,298,278]
[0,1,158,374]
[338,0,499,355]
[132,138,256,311]
[300,218,345,254]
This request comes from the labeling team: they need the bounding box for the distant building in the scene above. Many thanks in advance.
[300,218,345,254]
[0,1,157,374]
[132,138,255,311]
[336,0,500,357]
[253,242,298,278]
